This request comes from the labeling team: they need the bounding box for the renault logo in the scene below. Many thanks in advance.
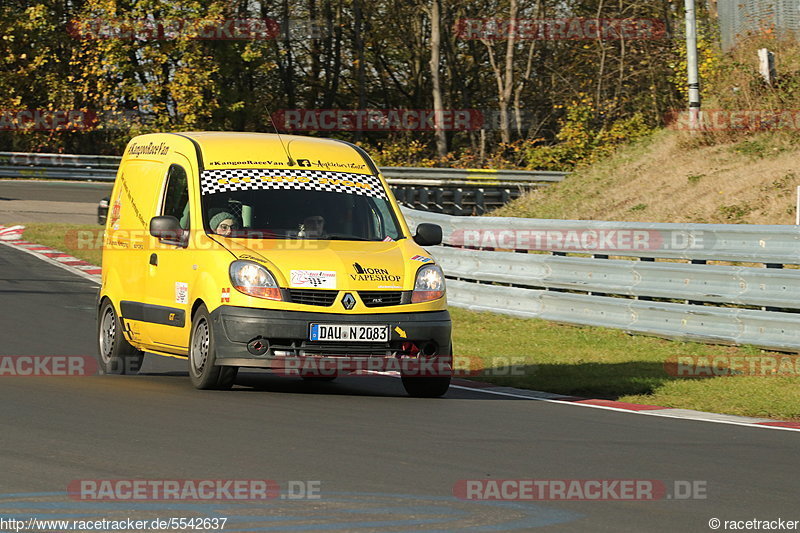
[341,293,356,310]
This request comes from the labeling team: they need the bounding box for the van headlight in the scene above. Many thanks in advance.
[411,264,445,303]
[229,260,282,300]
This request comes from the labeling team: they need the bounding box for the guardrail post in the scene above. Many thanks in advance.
[392,187,405,205]
[453,188,463,215]
[419,188,430,211]
[434,189,444,213]
[475,189,485,215]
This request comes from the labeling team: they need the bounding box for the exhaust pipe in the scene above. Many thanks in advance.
[247,338,269,356]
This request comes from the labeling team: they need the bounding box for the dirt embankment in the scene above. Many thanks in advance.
[493,129,800,225]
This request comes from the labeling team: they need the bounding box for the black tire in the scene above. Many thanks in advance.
[401,375,451,398]
[97,299,143,375]
[301,375,337,382]
[401,344,452,398]
[188,304,238,390]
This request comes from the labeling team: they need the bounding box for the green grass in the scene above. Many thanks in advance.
[17,223,104,265]
[15,223,800,420]
[450,308,800,421]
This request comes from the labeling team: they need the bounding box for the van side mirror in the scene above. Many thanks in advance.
[413,223,442,246]
[150,216,184,242]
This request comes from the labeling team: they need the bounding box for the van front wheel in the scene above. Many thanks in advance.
[189,305,238,390]
[401,345,452,398]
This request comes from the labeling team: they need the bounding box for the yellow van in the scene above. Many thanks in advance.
[96,132,452,397]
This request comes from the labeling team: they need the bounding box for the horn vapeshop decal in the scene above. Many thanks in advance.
[200,168,386,199]
[351,262,401,282]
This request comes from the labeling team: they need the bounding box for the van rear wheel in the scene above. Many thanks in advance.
[97,299,143,375]
[189,305,238,390]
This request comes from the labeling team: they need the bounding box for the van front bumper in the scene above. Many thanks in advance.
[209,306,452,371]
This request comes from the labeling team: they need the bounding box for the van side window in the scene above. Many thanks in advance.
[162,165,190,230]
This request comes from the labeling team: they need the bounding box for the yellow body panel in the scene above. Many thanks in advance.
[99,132,445,354]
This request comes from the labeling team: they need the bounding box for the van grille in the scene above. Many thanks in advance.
[358,291,404,307]
[288,289,338,307]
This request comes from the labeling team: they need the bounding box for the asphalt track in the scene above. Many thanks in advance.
[0,243,798,532]
[0,180,112,203]
[0,180,112,224]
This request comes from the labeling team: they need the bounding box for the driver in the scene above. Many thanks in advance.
[209,210,241,236]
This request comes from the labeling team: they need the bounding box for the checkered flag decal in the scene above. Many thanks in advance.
[200,168,387,199]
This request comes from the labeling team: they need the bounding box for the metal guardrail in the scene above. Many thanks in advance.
[0,152,120,181]
[383,167,565,215]
[432,247,800,309]
[0,152,121,168]
[381,166,566,186]
[404,209,800,264]
[402,208,800,351]
[0,152,566,215]
[445,281,800,350]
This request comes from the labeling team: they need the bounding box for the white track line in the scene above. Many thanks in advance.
[448,384,800,433]
[0,240,101,285]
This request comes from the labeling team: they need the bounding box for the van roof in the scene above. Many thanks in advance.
[179,131,341,145]
[173,132,376,175]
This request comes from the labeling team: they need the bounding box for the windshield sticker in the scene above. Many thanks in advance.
[296,159,366,171]
[290,270,337,289]
[200,168,386,199]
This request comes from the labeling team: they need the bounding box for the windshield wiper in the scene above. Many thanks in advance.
[324,233,372,241]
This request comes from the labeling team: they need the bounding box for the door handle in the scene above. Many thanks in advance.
[149,253,158,266]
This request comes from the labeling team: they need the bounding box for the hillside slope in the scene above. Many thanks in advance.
[493,129,799,224]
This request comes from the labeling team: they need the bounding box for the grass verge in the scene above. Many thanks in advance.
[451,308,800,421]
[16,223,103,265]
[15,223,800,420]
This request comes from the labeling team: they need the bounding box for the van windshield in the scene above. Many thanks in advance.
[199,169,403,241]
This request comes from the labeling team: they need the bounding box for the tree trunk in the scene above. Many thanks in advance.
[281,0,295,108]
[430,0,447,157]
[482,0,517,145]
[354,0,366,140]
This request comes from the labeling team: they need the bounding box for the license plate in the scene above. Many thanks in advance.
[309,324,389,342]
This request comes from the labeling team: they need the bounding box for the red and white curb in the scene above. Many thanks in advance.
[0,225,101,283]
[2,225,798,433]
[0,224,25,241]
